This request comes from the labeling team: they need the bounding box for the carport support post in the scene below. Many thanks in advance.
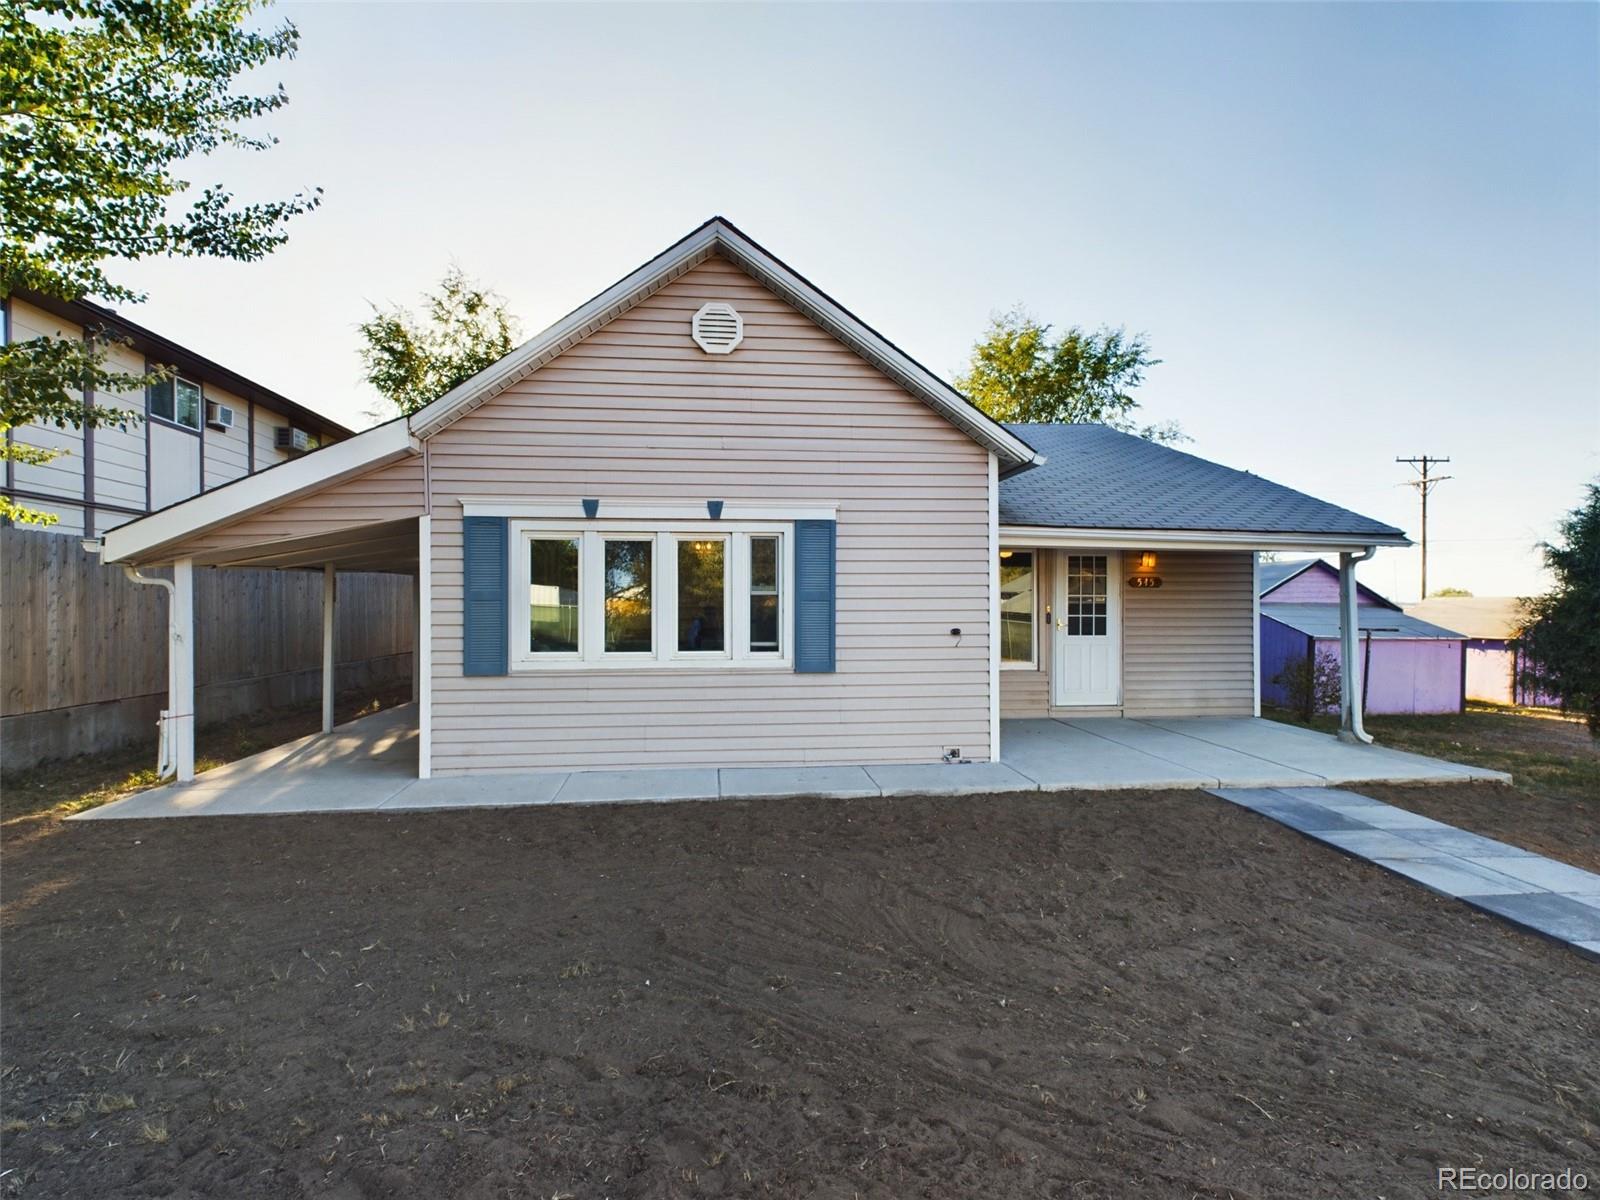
[322,563,336,734]
[172,558,196,783]
[1337,548,1375,745]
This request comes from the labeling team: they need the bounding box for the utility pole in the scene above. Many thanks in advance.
[1397,455,1452,599]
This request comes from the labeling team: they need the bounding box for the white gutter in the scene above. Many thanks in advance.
[1000,525,1410,552]
[1338,545,1379,744]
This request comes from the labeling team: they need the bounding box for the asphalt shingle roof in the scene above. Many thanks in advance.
[1261,604,1465,641]
[1000,424,1406,540]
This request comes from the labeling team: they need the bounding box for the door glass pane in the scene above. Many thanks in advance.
[1065,555,1108,638]
[529,538,579,653]
[677,539,726,652]
[999,550,1034,663]
[604,539,653,653]
[749,536,780,653]
[175,379,203,429]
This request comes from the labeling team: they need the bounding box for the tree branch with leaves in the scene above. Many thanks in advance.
[955,306,1182,442]
[1,0,320,524]
[357,267,521,417]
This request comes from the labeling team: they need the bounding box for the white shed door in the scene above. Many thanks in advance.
[1052,552,1122,706]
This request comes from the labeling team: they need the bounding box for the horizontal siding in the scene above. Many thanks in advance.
[202,383,251,488]
[1001,549,1257,719]
[1122,550,1256,717]
[429,253,993,773]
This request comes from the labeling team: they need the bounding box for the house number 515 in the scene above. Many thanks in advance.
[1128,576,1164,589]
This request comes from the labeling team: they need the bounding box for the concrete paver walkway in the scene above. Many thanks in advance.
[77,705,1509,822]
[1212,787,1600,959]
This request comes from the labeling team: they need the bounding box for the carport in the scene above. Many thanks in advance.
[93,420,428,783]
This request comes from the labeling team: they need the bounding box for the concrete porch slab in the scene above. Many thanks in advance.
[1002,720,1217,790]
[77,708,1512,822]
[1059,719,1324,788]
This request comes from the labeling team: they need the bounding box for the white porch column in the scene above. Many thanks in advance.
[1337,549,1375,744]
[322,563,336,734]
[411,569,421,702]
[987,452,1000,762]
[172,558,196,782]
[417,515,432,779]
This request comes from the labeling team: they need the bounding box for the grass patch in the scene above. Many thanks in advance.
[1264,703,1599,803]
[1,681,413,826]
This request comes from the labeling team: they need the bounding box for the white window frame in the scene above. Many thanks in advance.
[509,520,793,671]
[666,532,732,661]
[523,532,585,664]
[998,547,1039,670]
[150,374,204,432]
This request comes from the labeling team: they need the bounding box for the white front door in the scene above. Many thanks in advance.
[1052,551,1122,706]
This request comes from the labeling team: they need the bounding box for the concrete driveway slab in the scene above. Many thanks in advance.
[1060,719,1323,788]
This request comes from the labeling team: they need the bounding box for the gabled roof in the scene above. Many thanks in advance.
[1262,603,1465,641]
[1257,557,1399,608]
[406,217,1042,472]
[999,425,1408,546]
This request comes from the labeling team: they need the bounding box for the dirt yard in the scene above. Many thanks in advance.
[3,789,1596,1199]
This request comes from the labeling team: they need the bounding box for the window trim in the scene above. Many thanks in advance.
[509,519,793,671]
[999,547,1039,670]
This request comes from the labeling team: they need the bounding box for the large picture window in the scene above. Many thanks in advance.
[999,549,1036,666]
[510,523,789,669]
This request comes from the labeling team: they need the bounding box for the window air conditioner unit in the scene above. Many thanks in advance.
[205,401,235,431]
[275,426,312,454]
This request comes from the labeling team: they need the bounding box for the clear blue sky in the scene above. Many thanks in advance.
[117,2,1599,601]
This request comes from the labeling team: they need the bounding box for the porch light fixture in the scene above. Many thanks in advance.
[999,549,1013,559]
[1139,551,1158,571]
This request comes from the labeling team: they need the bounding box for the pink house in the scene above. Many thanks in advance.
[1259,560,1466,715]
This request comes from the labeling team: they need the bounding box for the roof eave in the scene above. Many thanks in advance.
[998,524,1410,552]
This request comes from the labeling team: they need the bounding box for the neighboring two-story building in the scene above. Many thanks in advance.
[3,290,352,536]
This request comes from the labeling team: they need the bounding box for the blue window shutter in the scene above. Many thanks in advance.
[793,519,836,673]
[462,516,509,676]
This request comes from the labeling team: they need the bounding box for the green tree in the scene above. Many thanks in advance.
[1,0,319,524]
[1430,587,1474,597]
[357,267,521,416]
[1517,482,1600,734]
[955,306,1182,442]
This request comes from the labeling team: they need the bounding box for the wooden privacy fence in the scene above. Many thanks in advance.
[1,526,414,769]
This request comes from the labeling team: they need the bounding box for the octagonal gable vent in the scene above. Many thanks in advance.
[691,302,744,355]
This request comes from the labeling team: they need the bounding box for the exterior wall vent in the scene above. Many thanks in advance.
[691,302,744,355]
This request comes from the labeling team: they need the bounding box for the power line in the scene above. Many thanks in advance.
[1397,455,1452,598]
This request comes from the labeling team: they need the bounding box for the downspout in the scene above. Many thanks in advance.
[122,564,181,779]
[1337,545,1378,744]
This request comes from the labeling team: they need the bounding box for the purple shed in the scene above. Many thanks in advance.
[1258,560,1466,716]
